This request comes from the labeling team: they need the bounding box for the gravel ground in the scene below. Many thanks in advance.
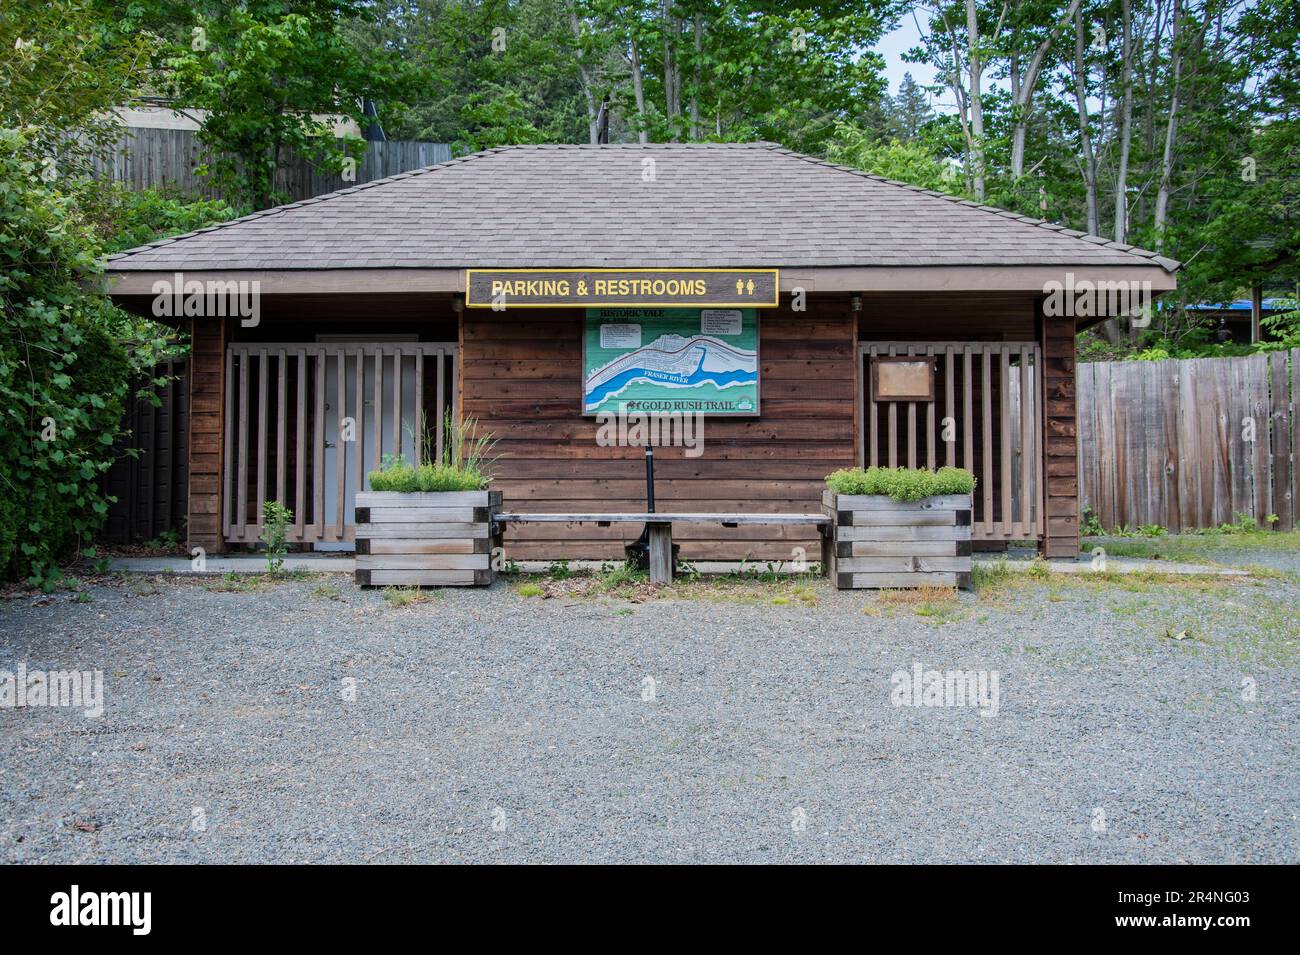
[1,568,1296,864]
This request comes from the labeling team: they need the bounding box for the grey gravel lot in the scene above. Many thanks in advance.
[1,569,1297,864]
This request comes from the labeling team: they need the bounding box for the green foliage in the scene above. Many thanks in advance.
[367,412,497,492]
[260,501,293,574]
[0,0,157,172]
[368,460,491,493]
[1079,507,1105,538]
[163,2,420,209]
[825,123,963,195]
[77,183,237,253]
[825,466,977,501]
[517,582,544,598]
[0,129,183,587]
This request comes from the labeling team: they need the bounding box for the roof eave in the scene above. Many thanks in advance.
[104,263,1177,298]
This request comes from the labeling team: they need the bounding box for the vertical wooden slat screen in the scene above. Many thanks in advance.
[859,341,1043,541]
[943,344,955,467]
[1019,344,1034,536]
[353,350,364,511]
[276,350,287,506]
[981,349,993,539]
[337,349,348,539]
[223,342,456,544]
[236,353,249,539]
[295,349,306,541]
[392,350,402,462]
[999,347,1012,535]
[435,348,446,465]
[256,349,268,529]
[414,352,425,464]
[313,351,325,540]
[222,349,235,541]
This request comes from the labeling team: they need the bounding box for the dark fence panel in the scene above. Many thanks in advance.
[101,360,190,545]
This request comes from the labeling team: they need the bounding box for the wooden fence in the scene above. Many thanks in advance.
[1078,351,1298,532]
[90,127,452,203]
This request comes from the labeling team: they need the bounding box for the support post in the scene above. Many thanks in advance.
[1037,299,1080,558]
[647,522,673,584]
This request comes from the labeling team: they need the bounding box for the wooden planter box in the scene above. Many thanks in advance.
[823,490,973,589]
[354,490,502,587]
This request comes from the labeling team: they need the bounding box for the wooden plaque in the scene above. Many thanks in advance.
[872,356,936,401]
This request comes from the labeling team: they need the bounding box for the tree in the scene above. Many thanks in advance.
[164,1,420,210]
[0,0,155,172]
[890,72,936,139]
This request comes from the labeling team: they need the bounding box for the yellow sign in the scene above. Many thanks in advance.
[465,268,780,308]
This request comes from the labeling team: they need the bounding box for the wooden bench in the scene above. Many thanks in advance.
[494,512,832,584]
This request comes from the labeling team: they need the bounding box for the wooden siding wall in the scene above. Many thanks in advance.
[463,298,858,561]
[858,292,1037,342]
[1039,305,1080,557]
[187,318,225,552]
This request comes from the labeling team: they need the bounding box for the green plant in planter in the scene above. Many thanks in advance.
[367,412,497,492]
[825,466,976,502]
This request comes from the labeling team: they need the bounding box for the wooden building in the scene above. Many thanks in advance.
[106,143,1179,562]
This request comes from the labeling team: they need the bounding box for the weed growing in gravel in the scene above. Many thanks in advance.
[517,582,544,598]
[791,584,818,606]
[597,562,645,591]
[382,586,430,607]
[204,572,258,593]
[260,502,293,574]
[312,583,343,601]
[972,559,1015,596]
[873,585,963,624]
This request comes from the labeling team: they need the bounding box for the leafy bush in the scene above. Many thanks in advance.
[825,466,976,501]
[367,412,495,492]
[0,129,183,587]
[77,183,238,254]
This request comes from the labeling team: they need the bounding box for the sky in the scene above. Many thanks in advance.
[877,12,938,95]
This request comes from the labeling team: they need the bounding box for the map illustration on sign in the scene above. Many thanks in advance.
[583,308,759,415]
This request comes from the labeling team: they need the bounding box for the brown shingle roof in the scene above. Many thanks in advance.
[106,142,1180,272]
